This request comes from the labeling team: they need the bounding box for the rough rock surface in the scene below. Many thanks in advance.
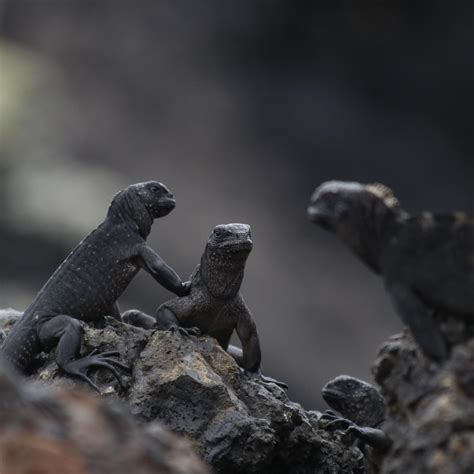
[126,330,363,473]
[373,319,474,474]
[3,307,474,473]
[0,361,208,474]
[0,311,363,473]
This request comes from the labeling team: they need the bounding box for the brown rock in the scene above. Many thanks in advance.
[0,360,208,474]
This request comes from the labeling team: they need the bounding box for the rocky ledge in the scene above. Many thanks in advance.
[0,311,363,473]
[373,319,474,474]
[1,309,473,473]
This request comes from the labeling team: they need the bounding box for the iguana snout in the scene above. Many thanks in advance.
[307,181,364,230]
[136,181,176,218]
[208,223,253,254]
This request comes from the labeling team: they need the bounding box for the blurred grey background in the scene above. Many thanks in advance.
[0,1,472,409]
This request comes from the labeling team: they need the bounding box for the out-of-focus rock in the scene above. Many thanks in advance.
[0,313,363,473]
[0,359,208,474]
[5,307,474,473]
[373,323,474,474]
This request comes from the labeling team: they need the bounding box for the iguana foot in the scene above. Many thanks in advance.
[318,410,340,424]
[168,324,201,337]
[324,417,355,431]
[245,369,288,390]
[60,350,130,392]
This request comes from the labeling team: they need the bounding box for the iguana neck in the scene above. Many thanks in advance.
[200,246,246,300]
[107,187,153,238]
[344,202,406,274]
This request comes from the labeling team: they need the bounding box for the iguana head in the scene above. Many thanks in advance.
[135,181,176,218]
[207,223,253,257]
[322,375,385,427]
[307,180,402,273]
[200,223,253,299]
[307,181,399,230]
[108,181,176,238]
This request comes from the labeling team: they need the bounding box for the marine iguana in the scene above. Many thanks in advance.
[307,180,474,362]
[123,223,287,389]
[1,181,190,390]
[321,375,391,452]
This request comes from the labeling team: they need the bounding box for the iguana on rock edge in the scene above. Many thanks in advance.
[1,181,190,391]
[123,223,287,389]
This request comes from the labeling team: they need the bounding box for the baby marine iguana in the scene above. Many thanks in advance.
[321,375,391,452]
[1,181,190,390]
[123,223,287,389]
[307,181,474,363]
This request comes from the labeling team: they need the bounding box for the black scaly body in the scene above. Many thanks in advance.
[160,223,253,353]
[308,181,474,362]
[123,223,287,389]
[1,181,189,390]
[321,375,392,453]
[322,375,385,429]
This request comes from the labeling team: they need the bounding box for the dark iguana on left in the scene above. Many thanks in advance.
[1,181,189,390]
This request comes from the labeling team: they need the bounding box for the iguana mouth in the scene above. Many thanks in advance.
[307,206,333,229]
[321,388,344,401]
[157,197,176,207]
[218,240,253,252]
[145,197,176,218]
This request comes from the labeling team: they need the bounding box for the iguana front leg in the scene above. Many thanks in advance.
[38,316,129,391]
[235,301,288,389]
[323,417,392,452]
[136,244,190,297]
[344,425,392,453]
[388,284,448,362]
[235,307,261,373]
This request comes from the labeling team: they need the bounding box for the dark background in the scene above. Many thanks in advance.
[0,0,472,409]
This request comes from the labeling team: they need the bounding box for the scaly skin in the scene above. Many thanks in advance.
[124,223,287,389]
[307,181,474,363]
[321,375,391,452]
[322,375,385,428]
[1,181,189,391]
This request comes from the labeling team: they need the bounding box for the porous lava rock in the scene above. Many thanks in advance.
[0,360,208,474]
[0,311,363,473]
[373,324,474,474]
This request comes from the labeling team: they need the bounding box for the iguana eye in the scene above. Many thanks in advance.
[151,186,160,193]
[214,228,224,237]
[346,382,354,389]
